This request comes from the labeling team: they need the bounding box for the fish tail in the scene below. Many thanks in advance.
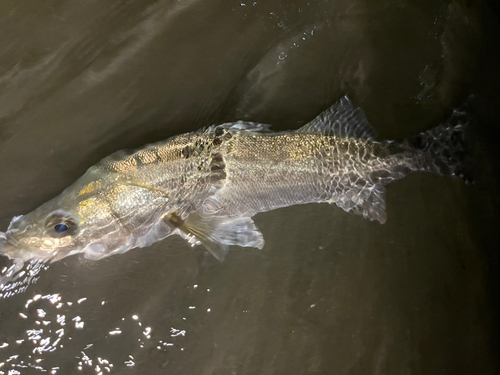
[407,113,471,182]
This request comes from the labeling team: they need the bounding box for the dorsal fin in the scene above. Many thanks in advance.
[228,121,271,132]
[206,121,271,135]
[298,96,376,140]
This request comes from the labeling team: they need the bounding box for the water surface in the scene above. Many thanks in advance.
[0,0,499,374]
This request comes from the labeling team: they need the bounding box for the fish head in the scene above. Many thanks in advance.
[0,168,162,263]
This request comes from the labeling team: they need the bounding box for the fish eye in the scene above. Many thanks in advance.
[54,224,69,233]
[45,212,78,237]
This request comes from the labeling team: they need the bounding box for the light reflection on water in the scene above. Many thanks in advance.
[0,280,211,374]
[1,261,48,299]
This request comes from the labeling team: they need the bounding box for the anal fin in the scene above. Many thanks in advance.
[165,212,264,261]
[332,183,387,224]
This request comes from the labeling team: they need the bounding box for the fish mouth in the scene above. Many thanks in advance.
[0,231,25,285]
[1,215,26,259]
[0,231,18,259]
[0,231,39,262]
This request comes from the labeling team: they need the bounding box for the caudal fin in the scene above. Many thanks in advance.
[407,114,471,182]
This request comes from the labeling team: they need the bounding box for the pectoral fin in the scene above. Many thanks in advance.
[165,212,264,261]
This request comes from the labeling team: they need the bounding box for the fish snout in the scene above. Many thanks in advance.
[0,231,26,260]
[0,231,17,259]
[6,215,24,231]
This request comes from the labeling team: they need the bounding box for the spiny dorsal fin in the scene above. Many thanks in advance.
[228,121,271,132]
[206,121,271,135]
[298,96,376,140]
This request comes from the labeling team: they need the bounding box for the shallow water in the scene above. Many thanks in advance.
[1,0,499,374]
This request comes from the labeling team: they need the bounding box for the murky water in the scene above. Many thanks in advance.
[1,0,499,374]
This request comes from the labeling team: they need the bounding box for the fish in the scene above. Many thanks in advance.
[0,96,468,265]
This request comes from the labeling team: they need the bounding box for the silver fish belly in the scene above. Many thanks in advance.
[0,97,468,263]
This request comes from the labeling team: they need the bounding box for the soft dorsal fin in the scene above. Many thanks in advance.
[298,96,376,140]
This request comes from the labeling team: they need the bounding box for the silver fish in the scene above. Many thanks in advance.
[0,97,467,264]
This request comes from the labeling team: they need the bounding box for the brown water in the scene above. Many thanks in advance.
[0,0,499,374]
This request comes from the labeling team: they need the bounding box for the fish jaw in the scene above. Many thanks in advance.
[0,231,18,259]
[0,231,54,262]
